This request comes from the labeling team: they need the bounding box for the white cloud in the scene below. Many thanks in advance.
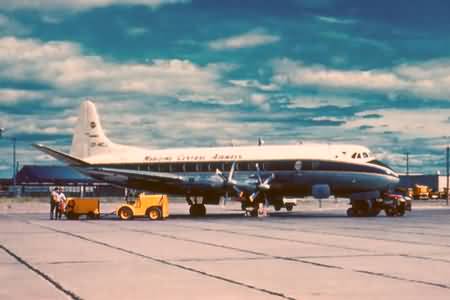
[316,15,356,25]
[0,14,30,36]
[208,29,280,50]
[0,36,245,105]
[249,93,270,111]
[273,58,405,92]
[126,27,148,36]
[0,89,42,104]
[0,0,190,12]
[286,95,356,109]
[229,79,279,91]
[344,109,450,138]
[272,58,450,101]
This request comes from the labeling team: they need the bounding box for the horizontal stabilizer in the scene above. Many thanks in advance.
[32,144,90,167]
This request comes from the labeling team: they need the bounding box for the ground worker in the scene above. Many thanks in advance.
[56,187,66,220]
[50,187,59,220]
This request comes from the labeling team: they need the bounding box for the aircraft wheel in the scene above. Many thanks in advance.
[148,207,162,220]
[346,208,354,217]
[118,207,133,220]
[189,204,206,217]
[285,203,294,211]
[199,204,206,217]
[189,205,197,216]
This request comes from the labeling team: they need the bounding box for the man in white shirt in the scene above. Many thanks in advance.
[56,187,66,220]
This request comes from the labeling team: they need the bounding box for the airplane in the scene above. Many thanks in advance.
[34,100,400,217]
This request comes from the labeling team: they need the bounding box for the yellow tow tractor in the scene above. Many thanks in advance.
[65,198,101,220]
[116,193,169,221]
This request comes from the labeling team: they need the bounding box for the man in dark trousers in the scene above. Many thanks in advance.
[50,187,59,220]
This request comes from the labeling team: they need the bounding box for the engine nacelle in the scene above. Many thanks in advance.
[312,184,331,199]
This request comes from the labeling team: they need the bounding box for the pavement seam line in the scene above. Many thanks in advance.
[133,221,450,290]
[0,244,83,300]
[32,223,296,300]
[128,227,343,270]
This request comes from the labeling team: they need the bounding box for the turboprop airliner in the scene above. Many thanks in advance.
[34,101,399,217]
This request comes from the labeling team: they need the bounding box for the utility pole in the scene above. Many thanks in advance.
[446,146,449,206]
[12,137,16,187]
[406,152,409,176]
[406,151,410,189]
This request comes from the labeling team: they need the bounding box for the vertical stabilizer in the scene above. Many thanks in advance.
[70,100,113,159]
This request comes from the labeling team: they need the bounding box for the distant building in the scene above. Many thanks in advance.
[399,174,449,192]
[4,165,125,197]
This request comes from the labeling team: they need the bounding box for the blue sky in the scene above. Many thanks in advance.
[1,0,450,177]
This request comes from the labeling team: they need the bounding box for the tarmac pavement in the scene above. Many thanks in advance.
[1,200,450,299]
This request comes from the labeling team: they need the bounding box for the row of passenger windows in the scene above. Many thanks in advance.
[113,161,286,172]
[102,160,386,175]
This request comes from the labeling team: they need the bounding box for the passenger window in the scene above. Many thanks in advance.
[185,163,196,172]
[149,164,159,172]
[160,164,170,172]
[312,161,320,170]
[171,163,183,172]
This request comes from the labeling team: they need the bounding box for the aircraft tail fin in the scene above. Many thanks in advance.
[70,100,114,159]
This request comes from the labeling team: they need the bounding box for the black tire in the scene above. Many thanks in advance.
[285,203,294,211]
[189,205,197,217]
[118,207,133,220]
[250,208,258,217]
[385,208,396,217]
[198,204,206,217]
[66,212,79,220]
[147,207,162,220]
[346,207,354,217]
[274,204,282,211]
[87,212,96,219]
[368,208,381,217]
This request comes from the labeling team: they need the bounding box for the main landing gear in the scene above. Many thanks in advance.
[186,196,207,217]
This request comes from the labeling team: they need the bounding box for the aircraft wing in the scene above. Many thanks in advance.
[89,167,186,184]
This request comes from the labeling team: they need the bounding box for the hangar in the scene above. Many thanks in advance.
[2,165,124,197]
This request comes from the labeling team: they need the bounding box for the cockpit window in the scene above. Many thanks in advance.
[363,152,368,158]
[352,153,357,159]
[357,153,362,159]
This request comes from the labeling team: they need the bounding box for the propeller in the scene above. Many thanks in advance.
[249,163,275,205]
[216,162,241,206]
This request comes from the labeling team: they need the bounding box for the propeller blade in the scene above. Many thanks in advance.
[263,173,275,185]
[255,163,262,183]
[249,191,260,202]
[228,162,236,182]
[232,185,241,194]
[216,169,226,181]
